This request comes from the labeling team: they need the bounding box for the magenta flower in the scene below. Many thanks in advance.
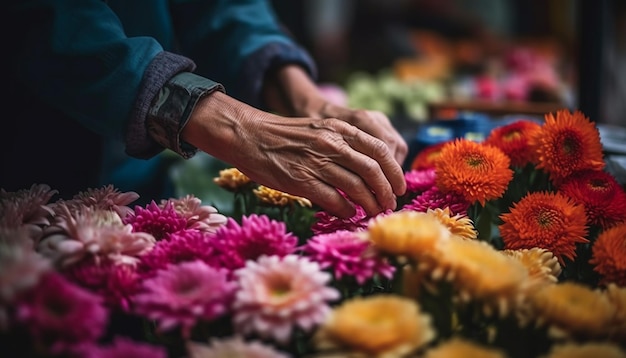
[132,260,237,338]
[139,229,221,276]
[62,258,140,312]
[187,336,291,358]
[15,272,108,355]
[233,255,340,344]
[302,230,395,284]
[402,186,470,216]
[52,184,139,219]
[162,195,228,234]
[82,337,167,358]
[123,201,187,240]
[0,184,57,242]
[404,168,437,194]
[211,215,298,270]
[311,204,371,235]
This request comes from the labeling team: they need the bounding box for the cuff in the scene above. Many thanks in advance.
[146,72,225,159]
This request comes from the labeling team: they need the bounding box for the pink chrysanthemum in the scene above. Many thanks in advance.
[0,184,57,241]
[52,185,139,219]
[402,186,471,216]
[187,336,291,358]
[132,260,236,338]
[233,255,340,344]
[211,215,298,270]
[38,205,155,267]
[82,337,167,358]
[302,230,395,284]
[0,228,51,330]
[123,201,187,240]
[15,272,108,354]
[161,195,227,234]
[312,205,371,235]
[139,229,221,276]
[62,258,140,312]
[404,168,437,194]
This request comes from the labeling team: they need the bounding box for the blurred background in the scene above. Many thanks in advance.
[172,0,626,213]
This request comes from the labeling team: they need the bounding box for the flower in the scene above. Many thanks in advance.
[426,207,476,240]
[435,139,513,206]
[83,336,167,358]
[233,255,340,344]
[0,184,57,241]
[213,167,252,191]
[132,260,236,338]
[211,215,298,270]
[605,284,626,340]
[52,185,139,219]
[123,201,187,240]
[404,168,437,194]
[253,185,312,207]
[502,248,561,290]
[0,228,51,330]
[314,294,435,358]
[531,109,605,185]
[499,191,588,264]
[589,223,626,286]
[312,203,370,235]
[410,142,447,170]
[423,338,507,358]
[484,119,541,168]
[402,186,470,216]
[15,272,108,354]
[139,229,220,275]
[302,230,395,284]
[38,205,156,267]
[366,211,451,259]
[541,342,626,358]
[162,195,227,234]
[558,170,626,229]
[187,336,291,358]
[527,282,614,339]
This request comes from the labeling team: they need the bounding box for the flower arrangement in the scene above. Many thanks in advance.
[1,109,626,358]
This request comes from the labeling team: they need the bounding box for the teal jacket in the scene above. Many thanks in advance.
[3,0,315,201]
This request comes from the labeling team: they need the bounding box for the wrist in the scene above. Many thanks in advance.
[263,64,327,118]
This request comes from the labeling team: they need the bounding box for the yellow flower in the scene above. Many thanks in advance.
[427,207,477,240]
[502,248,561,291]
[314,294,435,358]
[528,282,614,339]
[435,139,513,206]
[366,211,451,259]
[253,185,312,208]
[423,337,507,358]
[605,284,626,340]
[213,167,252,191]
[541,342,626,358]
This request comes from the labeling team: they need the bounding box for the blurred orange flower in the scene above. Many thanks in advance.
[484,119,542,168]
[590,223,626,286]
[411,141,447,170]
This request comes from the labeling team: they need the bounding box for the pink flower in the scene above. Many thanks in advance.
[302,230,395,284]
[311,205,371,235]
[187,336,291,358]
[233,255,340,344]
[124,201,187,240]
[15,272,108,354]
[161,195,227,234]
[402,186,470,216]
[132,260,236,338]
[62,258,140,312]
[139,229,221,276]
[82,337,167,358]
[38,205,155,267]
[404,168,437,194]
[52,184,139,219]
[212,215,298,270]
[0,184,57,242]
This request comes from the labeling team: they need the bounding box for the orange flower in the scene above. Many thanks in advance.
[559,170,626,229]
[484,119,541,167]
[531,109,604,185]
[435,139,513,206]
[411,141,447,170]
[213,167,252,192]
[253,185,312,208]
[590,223,626,286]
[499,191,588,265]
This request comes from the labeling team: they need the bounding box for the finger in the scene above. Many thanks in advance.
[289,172,358,219]
[366,110,409,165]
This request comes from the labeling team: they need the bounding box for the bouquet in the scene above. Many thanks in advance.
[1,109,625,358]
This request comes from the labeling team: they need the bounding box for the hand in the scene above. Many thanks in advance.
[183,92,406,218]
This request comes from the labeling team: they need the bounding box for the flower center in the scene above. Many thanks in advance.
[269,279,292,297]
[465,154,484,168]
[536,209,558,228]
[560,134,580,155]
[589,179,609,192]
[504,130,522,142]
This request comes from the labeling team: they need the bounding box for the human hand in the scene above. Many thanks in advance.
[183,92,406,218]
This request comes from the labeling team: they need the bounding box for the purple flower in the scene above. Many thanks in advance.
[124,201,187,240]
[404,168,437,194]
[402,186,470,216]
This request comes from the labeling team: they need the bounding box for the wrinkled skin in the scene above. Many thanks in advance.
[183,91,406,219]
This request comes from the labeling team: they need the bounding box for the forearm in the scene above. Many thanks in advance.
[262,64,328,117]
